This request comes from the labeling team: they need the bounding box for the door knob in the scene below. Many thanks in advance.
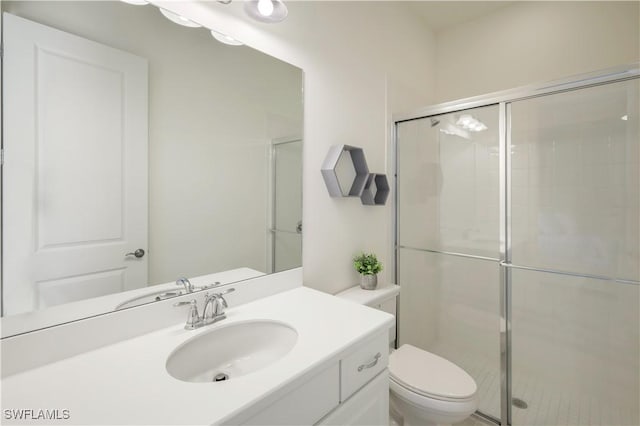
[125,249,145,258]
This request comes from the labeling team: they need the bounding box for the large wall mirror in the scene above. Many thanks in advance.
[1,1,303,337]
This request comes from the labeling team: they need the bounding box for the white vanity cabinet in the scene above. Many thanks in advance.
[318,370,389,426]
[1,286,395,426]
[237,331,389,426]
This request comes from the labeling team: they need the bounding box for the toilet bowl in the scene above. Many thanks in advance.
[335,285,478,426]
[389,344,478,426]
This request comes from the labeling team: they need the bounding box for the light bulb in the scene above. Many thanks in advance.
[257,0,274,17]
[457,115,472,126]
[244,0,288,23]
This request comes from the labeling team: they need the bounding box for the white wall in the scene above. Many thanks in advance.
[162,1,437,294]
[2,1,303,285]
[435,1,640,102]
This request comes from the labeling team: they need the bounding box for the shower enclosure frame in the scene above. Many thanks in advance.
[392,63,640,426]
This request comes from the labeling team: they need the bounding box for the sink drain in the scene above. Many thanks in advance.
[512,397,528,409]
[213,373,229,382]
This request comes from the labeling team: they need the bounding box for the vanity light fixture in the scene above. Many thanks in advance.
[159,8,202,28]
[211,30,243,46]
[244,0,288,23]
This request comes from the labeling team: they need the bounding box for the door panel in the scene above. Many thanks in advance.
[507,78,640,425]
[396,106,502,420]
[37,48,125,248]
[511,269,639,426]
[509,79,639,281]
[397,248,501,419]
[37,268,126,308]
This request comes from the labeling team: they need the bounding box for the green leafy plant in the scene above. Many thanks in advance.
[353,253,383,276]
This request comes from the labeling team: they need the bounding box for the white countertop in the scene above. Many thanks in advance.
[336,284,400,307]
[1,287,394,425]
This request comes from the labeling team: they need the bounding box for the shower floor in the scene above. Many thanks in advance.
[430,343,639,426]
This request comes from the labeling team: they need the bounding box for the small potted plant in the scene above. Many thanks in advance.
[353,252,383,290]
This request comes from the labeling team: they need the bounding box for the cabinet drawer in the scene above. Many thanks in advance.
[340,331,388,401]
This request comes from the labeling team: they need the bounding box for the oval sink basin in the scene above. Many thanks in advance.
[166,320,298,383]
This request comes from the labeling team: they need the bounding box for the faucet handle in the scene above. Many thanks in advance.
[218,288,235,296]
[174,299,201,330]
[212,294,232,316]
[198,281,222,290]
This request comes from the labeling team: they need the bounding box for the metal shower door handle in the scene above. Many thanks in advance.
[125,249,145,258]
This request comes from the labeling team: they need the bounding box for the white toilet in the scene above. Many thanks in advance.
[337,285,478,426]
[389,344,478,426]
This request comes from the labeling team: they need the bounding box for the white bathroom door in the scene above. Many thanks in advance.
[2,13,149,314]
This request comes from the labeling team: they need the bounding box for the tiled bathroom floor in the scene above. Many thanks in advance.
[453,352,639,426]
[427,342,639,426]
[389,412,493,426]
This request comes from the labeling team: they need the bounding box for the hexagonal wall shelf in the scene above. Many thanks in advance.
[360,173,390,206]
[321,145,369,197]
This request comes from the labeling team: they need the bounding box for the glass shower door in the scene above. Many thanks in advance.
[508,79,640,425]
[396,104,502,420]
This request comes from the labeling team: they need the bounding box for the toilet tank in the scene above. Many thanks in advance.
[336,284,400,349]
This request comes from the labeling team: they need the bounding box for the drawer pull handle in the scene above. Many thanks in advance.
[358,352,382,372]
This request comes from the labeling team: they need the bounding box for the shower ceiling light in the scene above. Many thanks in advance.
[244,0,288,23]
[456,114,487,132]
[211,30,244,46]
[440,125,470,140]
[159,8,202,28]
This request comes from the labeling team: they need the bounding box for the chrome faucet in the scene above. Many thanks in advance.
[174,288,235,330]
[176,277,194,293]
[202,292,230,320]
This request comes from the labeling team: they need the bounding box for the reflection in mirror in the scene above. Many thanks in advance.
[1,1,303,337]
[272,139,303,272]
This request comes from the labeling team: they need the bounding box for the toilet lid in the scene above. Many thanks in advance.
[389,344,477,401]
